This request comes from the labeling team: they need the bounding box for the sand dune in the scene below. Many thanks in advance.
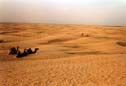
[0,23,126,86]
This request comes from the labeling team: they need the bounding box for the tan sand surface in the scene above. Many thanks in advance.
[0,23,126,86]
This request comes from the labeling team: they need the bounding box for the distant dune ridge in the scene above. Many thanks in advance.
[0,23,126,86]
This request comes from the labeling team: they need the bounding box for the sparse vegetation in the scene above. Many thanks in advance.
[116,41,126,46]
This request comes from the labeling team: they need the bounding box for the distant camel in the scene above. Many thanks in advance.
[81,33,84,36]
[81,33,89,37]
[16,49,28,58]
[16,48,39,58]
[27,48,39,54]
[9,46,19,55]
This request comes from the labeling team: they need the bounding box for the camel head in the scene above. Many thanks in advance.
[35,48,39,51]
[34,48,39,53]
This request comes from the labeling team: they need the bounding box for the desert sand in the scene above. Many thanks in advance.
[0,23,126,86]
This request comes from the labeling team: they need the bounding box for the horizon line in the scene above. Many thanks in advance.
[0,22,125,27]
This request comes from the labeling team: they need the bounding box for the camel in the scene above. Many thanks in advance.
[16,49,28,58]
[81,33,89,37]
[16,50,22,58]
[9,46,19,55]
[16,48,39,58]
[27,48,39,54]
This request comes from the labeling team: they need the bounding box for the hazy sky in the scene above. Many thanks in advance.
[0,0,126,26]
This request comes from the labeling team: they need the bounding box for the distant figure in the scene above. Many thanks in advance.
[81,33,84,37]
[81,33,89,37]
[27,48,39,54]
[85,34,89,37]
[9,46,19,55]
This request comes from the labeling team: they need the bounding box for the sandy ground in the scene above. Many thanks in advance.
[0,23,126,86]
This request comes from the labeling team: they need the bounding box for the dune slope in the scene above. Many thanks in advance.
[0,23,126,86]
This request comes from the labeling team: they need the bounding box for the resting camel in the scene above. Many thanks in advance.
[27,48,39,54]
[9,46,19,55]
[16,48,39,58]
[16,49,28,58]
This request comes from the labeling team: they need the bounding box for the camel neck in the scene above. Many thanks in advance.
[34,49,38,53]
